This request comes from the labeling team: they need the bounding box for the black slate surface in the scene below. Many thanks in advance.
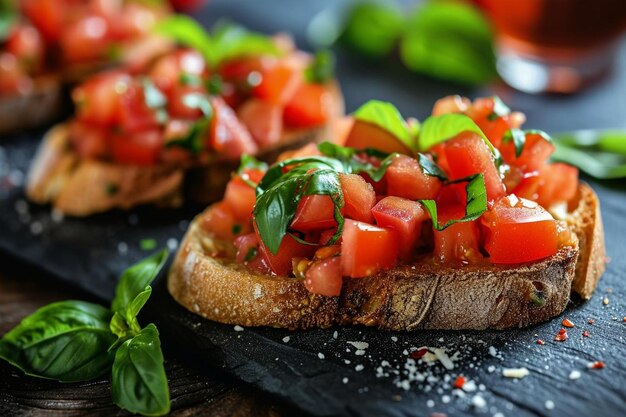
[1,1,626,416]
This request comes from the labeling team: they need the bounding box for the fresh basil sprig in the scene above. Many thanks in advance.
[418,174,487,231]
[154,16,280,69]
[419,113,493,153]
[503,128,552,158]
[0,251,170,416]
[305,50,336,84]
[353,100,415,151]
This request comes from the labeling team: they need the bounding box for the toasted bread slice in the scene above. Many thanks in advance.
[167,183,604,330]
[25,83,343,216]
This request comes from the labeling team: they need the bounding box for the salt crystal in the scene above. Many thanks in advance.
[471,395,486,408]
[462,380,477,392]
[282,336,290,343]
[318,352,325,359]
[355,350,366,356]
[426,400,435,407]
[166,238,178,250]
[234,325,244,332]
[342,377,348,384]
[348,341,369,350]
[488,346,498,357]
[441,395,451,404]
[355,364,364,372]
[502,367,529,379]
[333,330,338,339]
[391,336,398,342]
[545,400,555,410]
[569,370,581,380]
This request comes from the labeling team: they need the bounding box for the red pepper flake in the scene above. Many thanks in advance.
[582,330,590,338]
[554,328,568,342]
[453,375,466,389]
[589,361,605,369]
[562,318,575,328]
[588,319,595,325]
[537,339,545,345]
[410,348,429,360]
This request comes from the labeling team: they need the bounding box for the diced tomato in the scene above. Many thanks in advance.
[210,97,258,159]
[467,97,515,148]
[110,2,161,39]
[74,71,131,126]
[219,56,267,84]
[432,209,482,264]
[385,154,443,200]
[372,196,428,259]
[511,171,541,201]
[499,132,555,172]
[339,173,376,223]
[345,120,413,155]
[443,132,506,202]
[291,195,338,232]
[22,0,66,43]
[110,129,163,166]
[432,95,470,116]
[283,83,330,128]
[435,182,467,207]
[536,163,578,207]
[481,194,558,264]
[0,53,32,94]
[304,256,343,296]
[5,24,45,71]
[319,228,339,245]
[252,62,301,104]
[167,85,206,119]
[430,143,449,173]
[60,15,110,63]
[234,233,259,263]
[149,49,206,94]
[237,99,283,147]
[116,82,163,132]
[254,223,315,276]
[341,219,399,278]
[69,121,109,159]
[200,202,240,241]
[331,116,355,146]
[223,175,257,222]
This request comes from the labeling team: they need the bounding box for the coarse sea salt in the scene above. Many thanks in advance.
[348,341,369,350]
[502,367,529,379]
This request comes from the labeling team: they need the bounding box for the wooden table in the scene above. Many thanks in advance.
[0,257,294,416]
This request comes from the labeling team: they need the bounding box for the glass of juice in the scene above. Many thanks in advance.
[479,0,626,93]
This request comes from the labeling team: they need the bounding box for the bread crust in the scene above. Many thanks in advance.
[25,82,344,216]
[168,183,603,331]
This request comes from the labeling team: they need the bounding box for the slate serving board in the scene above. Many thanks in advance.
[1,1,626,416]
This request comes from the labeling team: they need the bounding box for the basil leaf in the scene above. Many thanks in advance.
[419,113,494,154]
[212,21,281,65]
[154,15,216,66]
[487,96,511,121]
[503,128,526,158]
[0,301,115,382]
[339,1,405,58]
[0,0,17,42]
[353,100,415,151]
[419,174,487,231]
[551,130,626,179]
[400,1,496,85]
[256,156,344,195]
[179,73,203,87]
[237,154,268,188]
[142,78,167,110]
[305,50,335,84]
[111,324,170,416]
[182,93,213,117]
[302,170,344,245]
[317,141,395,182]
[417,153,448,180]
[111,250,168,331]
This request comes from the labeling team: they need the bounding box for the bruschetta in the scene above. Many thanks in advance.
[168,97,605,330]
[0,0,172,134]
[25,23,344,216]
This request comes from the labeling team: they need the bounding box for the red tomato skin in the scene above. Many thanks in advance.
[499,133,555,172]
[341,219,399,278]
[372,196,428,259]
[6,24,45,71]
[291,195,338,232]
[283,83,330,128]
[116,82,162,132]
[167,85,206,120]
[432,218,482,265]
[22,0,66,43]
[149,49,207,94]
[385,154,443,200]
[69,121,109,159]
[481,195,558,264]
[74,71,131,126]
[443,132,506,202]
[223,177,256,222]
[304,256,343,296]
[345,120,413,155]
[60,15,110,63]
[237,99,283,147]
[0,52,32,93]
[234,233,259,263]
[210,97,258,159]
[201,202,240,241]
[339,173,376,223]
[252,63,301,104]
[254,224,316,277]
[110,129,163,166]
[536,163,579,207]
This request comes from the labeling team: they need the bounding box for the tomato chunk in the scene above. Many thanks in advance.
[385,154,443,200]
[339,173,376,223]
[291,195,338,232]
[254,223,315,276]
[74,71,131,126]
[283,83,330,128]
[210,97,258,158]
[481,195,558,264]
[443,132,505,202]
[341,220,399,278]
[69,121,109,159]
[305,257,343,296]
[223,178,256,222]
[432,216,482,264]
[111,129,163,166]
[536,163,579,207]
[500,132,555,172]
[200,202,241,241]
[372,196,428,259]
[252,63,301,104]
[237,99,283,147]
[234,233,259,263]
[345,120,413,154]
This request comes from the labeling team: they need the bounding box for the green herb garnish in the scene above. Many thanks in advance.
[140,239,157,251]
[353,100,415,151]
[165,118,210,155]
[419,113,495,155]
[305,50,335,84]
[106,183,120,196]
[487,96,511,121]
[179,73,203,87]
[236,154,268,188]
[0,0,17,42]
[0,251,170,416]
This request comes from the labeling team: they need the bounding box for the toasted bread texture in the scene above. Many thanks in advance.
[168,184,605,331]
[25,82,343,216]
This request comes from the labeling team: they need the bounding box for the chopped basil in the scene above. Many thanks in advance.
[179,73,203,87]
[418,174,487,231]
[503,128,552,158]
[244,247,258,262]
[182,93,212,117]
[487,96,511,121]
[317,141,396,182]
[141,78,168,124]
[232,224,242,235]
[305,50,335,84]
[417,153,448,180]
[419,113,493,153]
[165,119,209,155]
[236,154,268,188]
[140,239,157,251]
[353,100,416,151]
[106,183,120,196]
[207,74,223,95]
[0,0,17,41]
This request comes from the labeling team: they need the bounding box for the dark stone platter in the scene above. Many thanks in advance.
[1,1,625,416]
